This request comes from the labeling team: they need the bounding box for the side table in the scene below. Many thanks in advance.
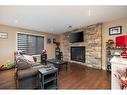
[38,66,58,89]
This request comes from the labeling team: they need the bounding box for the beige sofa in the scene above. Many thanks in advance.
[15,54,44,89]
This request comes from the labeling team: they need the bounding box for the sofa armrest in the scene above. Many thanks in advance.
[17,67,38,80]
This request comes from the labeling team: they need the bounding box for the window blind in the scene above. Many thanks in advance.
[17,33,44,54]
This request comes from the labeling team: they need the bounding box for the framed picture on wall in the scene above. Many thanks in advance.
[0,32,8,39]
[109,26,122,35]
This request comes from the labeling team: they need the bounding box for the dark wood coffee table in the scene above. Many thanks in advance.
[47,59,68,71]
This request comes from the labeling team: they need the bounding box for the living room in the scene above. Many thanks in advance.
[0,6,127,90]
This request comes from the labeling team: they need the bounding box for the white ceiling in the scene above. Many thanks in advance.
[0,6,127,34]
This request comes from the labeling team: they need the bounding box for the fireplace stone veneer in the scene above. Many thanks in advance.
[60,23,102,69]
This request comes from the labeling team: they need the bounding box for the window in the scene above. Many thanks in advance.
[17,33,44,54]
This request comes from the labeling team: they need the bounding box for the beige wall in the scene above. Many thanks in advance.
[102,17,127,70]
[0,25,58,65]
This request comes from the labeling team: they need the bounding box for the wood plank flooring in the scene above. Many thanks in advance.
[59,63,111,89]
[0,68,16,89]
[0,63,111,89]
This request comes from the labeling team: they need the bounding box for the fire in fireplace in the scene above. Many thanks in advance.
[71,46,85,63]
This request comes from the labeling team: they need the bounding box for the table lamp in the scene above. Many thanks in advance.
[116,35,127,58]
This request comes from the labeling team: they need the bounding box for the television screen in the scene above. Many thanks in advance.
[69,32,84,43]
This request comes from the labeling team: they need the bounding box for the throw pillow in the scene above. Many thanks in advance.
[33,57,37,62]
[17,58,32,70]
[23,55,35,64]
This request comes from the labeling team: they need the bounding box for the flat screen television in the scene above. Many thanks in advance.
[69,31,84,43]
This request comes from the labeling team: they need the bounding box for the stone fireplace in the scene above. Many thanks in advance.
[71,46,85,63]
[60,23,102,69]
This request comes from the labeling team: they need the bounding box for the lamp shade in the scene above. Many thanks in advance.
[116,35,127,47]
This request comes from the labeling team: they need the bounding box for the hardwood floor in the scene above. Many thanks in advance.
[59,63,111,89]
[0,63,111,89]
[0,68,16,89]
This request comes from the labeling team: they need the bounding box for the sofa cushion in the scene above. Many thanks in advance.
[32,62,41,67]
[17,67,38,79]
[32,64,44,69]
[17,65,44,79]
